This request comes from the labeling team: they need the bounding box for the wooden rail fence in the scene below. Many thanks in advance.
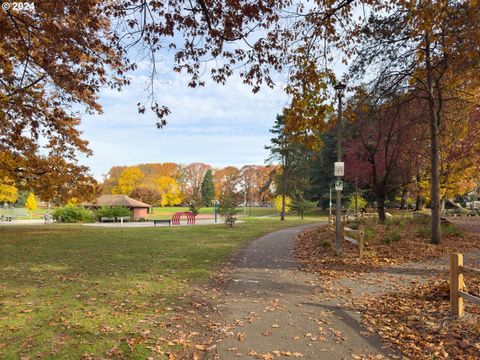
[343,225,365,258]
[328,216,365,258]
[450,253,480,317]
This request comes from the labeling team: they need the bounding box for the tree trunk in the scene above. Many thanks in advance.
[425,31,442,244]
[400,196,406,210]
[281,192,286,221]
[377,194,386,222]
[430,123,442,244]
[440,198,446,214]
[416,195,423,211]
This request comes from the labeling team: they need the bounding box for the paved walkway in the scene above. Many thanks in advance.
[212,224,390,359]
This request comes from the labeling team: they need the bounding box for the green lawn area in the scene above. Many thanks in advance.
[148,206,330,220]
[0,217,321,359]
[148,206,279,220]
[0,207,48,220]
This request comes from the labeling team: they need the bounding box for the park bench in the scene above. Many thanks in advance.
[153,219,171,227]
[1,215,16,222]
[116,216,130,223]
[100,217,115,223]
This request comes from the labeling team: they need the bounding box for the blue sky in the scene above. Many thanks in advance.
[78,60,291,181]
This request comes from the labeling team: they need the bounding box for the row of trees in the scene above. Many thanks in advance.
[101,163,278,207]
[263,1,480,245]
[3,1,479,244]
[342,90,480,223]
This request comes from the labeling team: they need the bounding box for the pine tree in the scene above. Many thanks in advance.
[266,114,311,220]
[201,170,215,207]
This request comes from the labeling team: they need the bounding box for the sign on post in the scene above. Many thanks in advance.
[335,180,343,191]
[334,162,344,177]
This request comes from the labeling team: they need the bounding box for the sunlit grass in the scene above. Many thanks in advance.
[0,217,320,358]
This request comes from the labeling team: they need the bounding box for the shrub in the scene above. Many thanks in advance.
[218,190,239,227]
[386,217,407,228]
[363,225,375,242]
[290,192,316,219]
[96,206,132,219]
[52,205,94,223]
[347,194,368,212]
[321,240,331,248]
[442,224,464,237]
[416,225,430,238]
[412,213,431,224]
[383,230,401,244]
[188,198,202,216]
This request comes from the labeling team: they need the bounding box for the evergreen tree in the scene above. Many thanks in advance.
[291,191,317,220]
[200,170,215,207]
[265,114,311,220]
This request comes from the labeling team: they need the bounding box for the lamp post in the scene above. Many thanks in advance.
[334,82,346,256]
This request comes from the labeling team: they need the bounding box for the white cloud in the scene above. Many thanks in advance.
[78,63,289,180]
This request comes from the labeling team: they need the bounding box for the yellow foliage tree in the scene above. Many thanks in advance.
[25,192,38,217]
[155,176,182,207]
[0,178,18,204]
[274,195,291,213]
[113,167,145,195]
[67,198,79,206]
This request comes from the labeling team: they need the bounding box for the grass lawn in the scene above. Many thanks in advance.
[1,207,48,220]
[147,206,329,220]
[148,206,279,220]
[0,217,320,359]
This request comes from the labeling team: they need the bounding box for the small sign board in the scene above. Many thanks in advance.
[334,162,345,177]
[335,180,343,191]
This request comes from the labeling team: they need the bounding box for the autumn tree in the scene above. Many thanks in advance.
[344,91,423,221]
[130,187,161,206]
[213,166,239,198]
[25,192,37,217]
[183,163,211,201]
[0,0,390,207]
[0,1,130,196]
[113,168,145,196]
[351,1,480,242]
[201,170,215,207]
[0,178,18,204]
[155,176,182,207]
[101,166,127,194]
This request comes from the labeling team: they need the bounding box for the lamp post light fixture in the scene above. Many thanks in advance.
[334,82,346,256]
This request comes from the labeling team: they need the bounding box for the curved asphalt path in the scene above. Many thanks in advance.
[212,224,390,359]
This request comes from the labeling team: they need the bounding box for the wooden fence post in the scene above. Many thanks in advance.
[358,225,365,258]
[450,253,464,317]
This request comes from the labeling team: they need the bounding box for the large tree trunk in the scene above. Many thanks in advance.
[281,192,286,221]
[425,32,442,245]
[377,194,386,222]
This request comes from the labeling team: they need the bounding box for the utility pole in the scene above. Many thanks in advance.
[334,82,346,256]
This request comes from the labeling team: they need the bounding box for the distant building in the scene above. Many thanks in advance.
[86,195,150,219]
